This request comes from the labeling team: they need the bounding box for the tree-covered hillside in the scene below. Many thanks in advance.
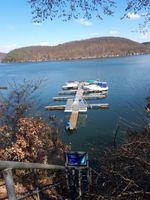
[2,37,150,63]
[143,42,150,45]
[0,53,6,62]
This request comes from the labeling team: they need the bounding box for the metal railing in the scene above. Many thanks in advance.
[0,160,65,200]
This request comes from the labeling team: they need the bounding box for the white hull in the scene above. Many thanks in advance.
[62,81,79,90]
[83,84,109,92]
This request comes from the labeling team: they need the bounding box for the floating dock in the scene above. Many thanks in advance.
[67,82,86,130]
[45,80,109,130]
[59,90,108,95]
[64,98,87,113]
[69,111,78,130]
[58,90,77,95]
[45,105,65,110]
[87,103,109,109]
[45,103,109,111]
[53,94,107,101]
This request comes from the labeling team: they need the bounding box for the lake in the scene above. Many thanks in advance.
[0,55,150,157]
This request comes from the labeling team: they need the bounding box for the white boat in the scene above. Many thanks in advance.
[62,81,79,90]
[83,82,109,92]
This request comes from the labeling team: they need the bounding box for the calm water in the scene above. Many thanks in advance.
[0,55,150,156]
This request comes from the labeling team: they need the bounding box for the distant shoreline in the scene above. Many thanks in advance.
[1,52,150,64]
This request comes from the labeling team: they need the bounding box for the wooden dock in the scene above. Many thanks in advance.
[69,111,78,130]
[45,80,109,130]
[45,103,109,111]
[45,105,65,110]
[53,94,106,101]
[59,89,108,95]
[58,90,77,95]
[68,82,86,130]
[87,103,109,109]
[76,82,84,99]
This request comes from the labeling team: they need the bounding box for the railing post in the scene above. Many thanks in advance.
[3,168,17,200]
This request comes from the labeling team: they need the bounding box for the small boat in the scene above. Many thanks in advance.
[62,81,79,90]
[83,81,109,92]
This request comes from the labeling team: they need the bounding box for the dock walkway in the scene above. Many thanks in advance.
[68,82,86,130]
[69,111,78,130]
[76,82,84,100]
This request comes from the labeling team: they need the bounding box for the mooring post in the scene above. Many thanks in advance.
[78,169,82,198]
[3,168,17,200]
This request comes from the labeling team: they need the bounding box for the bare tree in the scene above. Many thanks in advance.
[28,0,150,30]
[0,80,70,199]
[0,79,42,131]
[123,0,150,33]
[0,80,70,162]
[28,0,116,22]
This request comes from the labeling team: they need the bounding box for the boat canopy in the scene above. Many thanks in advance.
[85,80,99,84]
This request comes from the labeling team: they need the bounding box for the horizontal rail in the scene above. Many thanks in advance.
[0,160,65,170]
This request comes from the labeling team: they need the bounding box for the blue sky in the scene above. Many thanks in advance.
[0,0,149,53]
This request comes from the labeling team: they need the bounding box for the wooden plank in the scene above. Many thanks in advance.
[58,90,77,95]
[88,103,109,109]
[76,82,84,100]
[53,94,106,101]
[45,105,65,110]
[67,82,86,130]
[84,94,106,100]
[69,111,78,130]
[53,96,73,101]
[65,99,74,112]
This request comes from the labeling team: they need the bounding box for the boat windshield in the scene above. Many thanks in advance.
[97,82,107,87]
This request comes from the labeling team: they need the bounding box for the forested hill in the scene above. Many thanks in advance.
[2,37,150,63]
[0,53,6,62]
[143,42,150,45]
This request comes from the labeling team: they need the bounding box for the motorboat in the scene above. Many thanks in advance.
[62,81,79,90]
[83,81,109,92]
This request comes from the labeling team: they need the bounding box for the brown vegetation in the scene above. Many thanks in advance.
[0,81,149,199]
[0,117,66,163]
[0,53,6,62]
[0,80,70,199]
[87,128,150,200]
[2,37,150,63]
[0,80,70,163]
